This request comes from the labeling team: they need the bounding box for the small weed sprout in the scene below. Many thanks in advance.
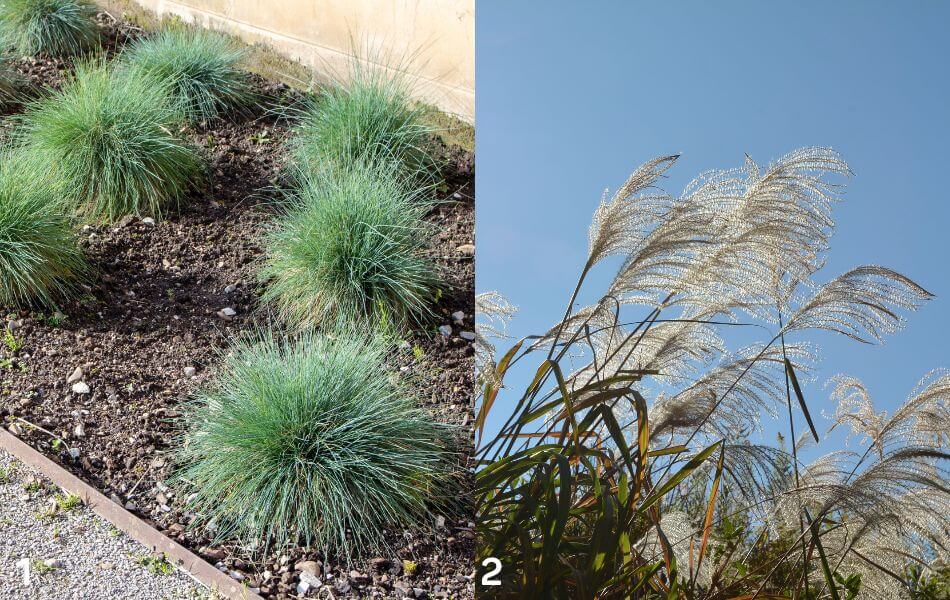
[18,61,202,222]
[0,152,87,309]
[288,61,439,180]
[136,553,174,575]
[0,0,98,57]
[3,329,21,352]
[53,492,81,511]
[122,27,256,124]
[175,331,455,556]
[31,558,53,575]
[260,165,442,330]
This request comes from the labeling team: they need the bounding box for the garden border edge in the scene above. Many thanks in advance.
[0,426,264,600]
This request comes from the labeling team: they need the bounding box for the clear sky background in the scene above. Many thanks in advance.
[475,1,950,450]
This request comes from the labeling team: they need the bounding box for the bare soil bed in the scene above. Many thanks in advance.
[0,14,475,600]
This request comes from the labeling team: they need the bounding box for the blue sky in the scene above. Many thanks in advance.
[475,1,950,449]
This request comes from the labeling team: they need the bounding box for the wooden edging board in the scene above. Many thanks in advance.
[0,426,264,600]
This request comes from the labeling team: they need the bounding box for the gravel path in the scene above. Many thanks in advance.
[0,450,207,599]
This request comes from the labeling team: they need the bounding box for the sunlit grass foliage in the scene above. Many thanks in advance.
[122,27,256,124]
[260,164,442,330]
[175,330,454,556]
[0,0,98,57]
[18,61,202,221]
[0,151,87,308]
[475,148,948,599]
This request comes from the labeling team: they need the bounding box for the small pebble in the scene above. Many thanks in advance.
[66,367,84,384]
[72,381,90,395]
[456,244,475,256]
[438,325,452,337]
[141,217,156,226]
[224,284,237,293]
[183,366,197,378]
[451,311,465,323]
[460,331,476,341]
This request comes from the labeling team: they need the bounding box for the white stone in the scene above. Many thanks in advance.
[141,217,156,226]
[66,367,84,384]
[460,331,476,341]
[71,382,90,395]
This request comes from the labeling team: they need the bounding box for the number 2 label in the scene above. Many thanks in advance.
[481,557,501,586]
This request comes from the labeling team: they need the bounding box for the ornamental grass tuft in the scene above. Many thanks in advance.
[18,60,202,221]
[0,151,87,309]
[122,27,256,124]
[175,330,454,556]
[0,0,98,57]
[289,62,439,180]
[260,164,442,329]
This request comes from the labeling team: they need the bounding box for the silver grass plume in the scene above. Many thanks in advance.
[587,155,678,267]
[782,265,933,343]
[474,291,517,387]
[651,343,816,440]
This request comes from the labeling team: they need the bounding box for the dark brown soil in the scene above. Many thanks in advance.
[0,14,474,600]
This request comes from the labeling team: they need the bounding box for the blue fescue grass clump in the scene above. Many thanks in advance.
[0,151,87,308]
[289,63,439,180]
[175,330,454,556]
[18,60,202,222]
[0,0,98,57]
[121,27,256,124]
[260,164,442,329]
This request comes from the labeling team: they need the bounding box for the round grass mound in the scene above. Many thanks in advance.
[0,0,98,57]
[18,61,202,222]
[0,151,87,309]
[260,165,442,330]
[175,331,454,555]
[289,64,439,181]
[122,27,256,124]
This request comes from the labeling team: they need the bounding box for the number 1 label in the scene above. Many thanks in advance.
[15,558,30,586]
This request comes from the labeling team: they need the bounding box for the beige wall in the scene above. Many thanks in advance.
[111,0,474,122]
